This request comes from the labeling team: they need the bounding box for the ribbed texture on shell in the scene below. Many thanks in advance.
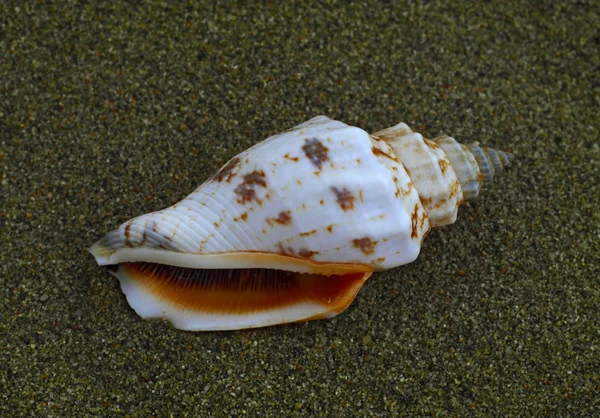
[374,125,463,227]
[433,136,482,201]
[467,142,514,185]
[90,116,429,272]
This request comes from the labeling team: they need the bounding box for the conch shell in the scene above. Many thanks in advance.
[90,116,513,331]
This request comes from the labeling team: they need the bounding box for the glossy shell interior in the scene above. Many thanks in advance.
[111,262,371,331]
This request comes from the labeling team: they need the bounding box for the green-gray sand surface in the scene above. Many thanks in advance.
[2,1,599,416]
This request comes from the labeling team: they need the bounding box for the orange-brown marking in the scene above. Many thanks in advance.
[326,225,333,233]
[420,197,433,206]
[234,170,267,204]
[331,186,355,211]
[372,146,400,163]
[140,231,147,246]
[410,204,420,239]
[275,211,292,225]
[124,223,134,247]
[122,262,370,316]
[353,237,377,255]
[277,243,295,257]
[420,210,427,230]
[320,199,324,205]
[299,229,317,237]
[449,179,461,199]
[284,153,299,162]
[438,158,450,174]
[302,138,329,169]
[212,157,241,183]
[298,248,319,259]
[424,139,441,149]
[267,211,293,227]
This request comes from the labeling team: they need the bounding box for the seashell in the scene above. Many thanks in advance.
[90,116,513,331]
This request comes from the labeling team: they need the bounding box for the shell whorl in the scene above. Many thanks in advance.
[375,123,514,226]
[466,142,514,185]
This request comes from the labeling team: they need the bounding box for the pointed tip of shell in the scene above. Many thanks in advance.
[467,142,514,184]
[88,240,114,265]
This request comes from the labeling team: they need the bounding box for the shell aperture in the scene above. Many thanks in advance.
[90,116,513,331]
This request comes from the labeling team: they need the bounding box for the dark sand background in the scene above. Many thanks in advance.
[2,1,599,416]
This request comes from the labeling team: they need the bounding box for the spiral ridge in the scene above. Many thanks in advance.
[467,142,514,184]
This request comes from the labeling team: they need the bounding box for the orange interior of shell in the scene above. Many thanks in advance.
[121,262,371,318]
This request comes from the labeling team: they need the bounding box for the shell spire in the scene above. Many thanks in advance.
[374,123,514,225]
[466,142,514,185]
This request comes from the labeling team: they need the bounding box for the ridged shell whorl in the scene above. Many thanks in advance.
[374,124,463,227]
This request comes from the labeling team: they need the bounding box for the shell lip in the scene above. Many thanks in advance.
[89,246,376,275]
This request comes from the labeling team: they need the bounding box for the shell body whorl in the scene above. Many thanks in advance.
[91,116,430,272]
[90,116,513,331]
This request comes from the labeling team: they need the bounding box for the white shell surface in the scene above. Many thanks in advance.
[374,124,463,227]
[90,116,430,271]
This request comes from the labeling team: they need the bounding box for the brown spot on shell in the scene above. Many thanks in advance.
[424,139,441,149]
[449,179,461,199]
[302,138,329,169]
[353,237,377,255]
[371,146,400,163]
[410,204,420,239]
[298,248,319,259]
[438,158,450,174]
[276,211,292,225]
[140,230,147,246]
[124,223,134,247]
[212,157,241,183]
[300,229,317,237]
[284,153,299,162]
[277,243,296,257]
[331,186,355,211]
[326,225,333,233]
[267,211,293,227]
[420,197,433,206]
[420,210,427,230]
[234,170,267,204]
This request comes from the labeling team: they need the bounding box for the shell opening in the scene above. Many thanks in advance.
[110,261,371,331]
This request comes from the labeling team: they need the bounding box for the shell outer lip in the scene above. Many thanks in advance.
[90,246,376,275]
